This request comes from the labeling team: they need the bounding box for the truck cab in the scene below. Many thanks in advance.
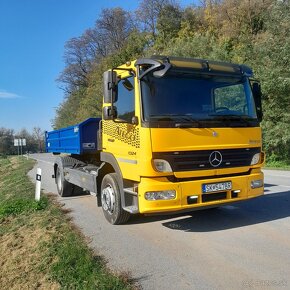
[48,55,264,224]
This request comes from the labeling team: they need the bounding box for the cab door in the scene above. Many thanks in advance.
[102,74,141,181]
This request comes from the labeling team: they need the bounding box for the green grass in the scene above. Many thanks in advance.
[0,156,133,290]
[265,160,290,170]
[0,156,42,219]
[264,154,290,170]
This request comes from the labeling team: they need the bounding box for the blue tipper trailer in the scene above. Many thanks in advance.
[45,118,101,155]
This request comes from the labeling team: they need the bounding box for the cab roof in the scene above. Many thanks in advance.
[135,55,253,78]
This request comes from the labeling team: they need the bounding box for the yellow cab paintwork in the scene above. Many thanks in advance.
[102,60,264,214]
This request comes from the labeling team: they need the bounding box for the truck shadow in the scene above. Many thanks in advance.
[129,184,290,232]
[263,183,277,193]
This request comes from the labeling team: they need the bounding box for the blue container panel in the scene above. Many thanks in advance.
[81,120,100,151]
[46,118,101,155]
[47,126,80,154]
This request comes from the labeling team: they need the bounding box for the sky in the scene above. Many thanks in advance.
[0,0,195,133]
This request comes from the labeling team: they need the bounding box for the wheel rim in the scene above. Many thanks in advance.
[101,184,115,214]
[56,169,62,192]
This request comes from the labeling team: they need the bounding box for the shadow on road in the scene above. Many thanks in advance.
[264,183,277,188]
[264,183,278,193]
[129,185,290,232]
[53,181,290,232]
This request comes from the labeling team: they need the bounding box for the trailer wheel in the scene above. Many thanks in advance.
[101,173,130,225]
[55,166,73,197]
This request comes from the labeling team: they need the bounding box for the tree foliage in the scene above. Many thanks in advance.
[136,0,178,39]
[0,127,44,155]
[54,1,290,164]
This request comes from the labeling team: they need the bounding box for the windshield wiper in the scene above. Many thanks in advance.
[149,114,202,127]
[175,116,202,128]
[208,114,253,126]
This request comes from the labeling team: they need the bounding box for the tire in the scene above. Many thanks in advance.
[101,173,130,225]
[55,165,73,197]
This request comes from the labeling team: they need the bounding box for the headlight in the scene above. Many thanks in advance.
[145,190,176,200]
[250,153,260,165]
[153,159,172,172]
[251,179,263,188]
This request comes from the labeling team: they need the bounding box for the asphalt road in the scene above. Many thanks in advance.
[28,153,290,290]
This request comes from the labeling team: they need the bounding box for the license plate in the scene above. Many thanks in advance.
[202,181,232,193]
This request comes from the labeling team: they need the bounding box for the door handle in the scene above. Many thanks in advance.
[108,138,115,142]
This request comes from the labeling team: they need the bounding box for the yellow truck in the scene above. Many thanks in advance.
[46,55,264,224]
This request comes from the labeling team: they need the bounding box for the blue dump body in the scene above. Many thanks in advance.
[45,118,101,155]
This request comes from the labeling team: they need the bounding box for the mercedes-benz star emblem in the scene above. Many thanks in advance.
[209,151,222,167]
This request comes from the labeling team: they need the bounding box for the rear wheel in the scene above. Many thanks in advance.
[101,173,130,225]
[55,166,73,197]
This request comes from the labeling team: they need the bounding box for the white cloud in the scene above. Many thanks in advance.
[0,90,22,99]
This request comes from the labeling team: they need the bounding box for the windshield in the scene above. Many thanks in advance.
[140,72,258,127]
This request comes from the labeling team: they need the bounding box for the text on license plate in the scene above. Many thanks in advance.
[202,181,232,193]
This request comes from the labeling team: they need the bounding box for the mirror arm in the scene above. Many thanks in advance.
[112,67,135,76]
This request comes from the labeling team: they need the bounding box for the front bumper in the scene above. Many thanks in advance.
[138,169,264,214]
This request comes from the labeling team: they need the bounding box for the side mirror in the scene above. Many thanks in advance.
[122,78,134,91]
[103,70,118,103]
[103,106,117,120]
[252,82,263,122]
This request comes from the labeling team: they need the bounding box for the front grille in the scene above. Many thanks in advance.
[202,192,227,202]
[153,147,260,171]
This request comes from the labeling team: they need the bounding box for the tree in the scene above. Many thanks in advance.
[33,127,45,153]
[56,7,136,128]
[96,7,134,51]
[53,89,85,129]
[16,128,37,153]
[136,0,178,39]
[0,127,46,155]
[251,1,290,162]
[156,4,182,43]
[57,35,95,94]
[0,128,15,155]
[54,0,290,164]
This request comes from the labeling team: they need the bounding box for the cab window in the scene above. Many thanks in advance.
[115,76,135,122]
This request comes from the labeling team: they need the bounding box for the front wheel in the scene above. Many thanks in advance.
[101,173,130,225]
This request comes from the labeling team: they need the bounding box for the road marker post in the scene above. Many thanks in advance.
[35,168,42,201]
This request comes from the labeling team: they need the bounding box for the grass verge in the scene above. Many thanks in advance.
[265,160,290,170]
[0,156,133,290]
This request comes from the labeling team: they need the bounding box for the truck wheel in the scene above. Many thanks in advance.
[55,166,73,197]
[101,173,130,225]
